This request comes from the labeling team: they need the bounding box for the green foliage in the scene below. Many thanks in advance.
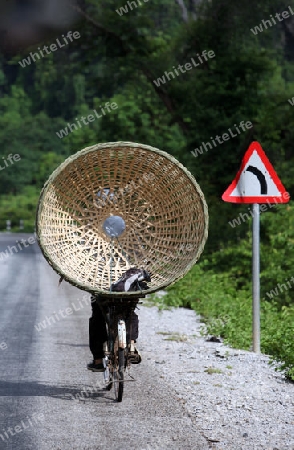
[261,301,294,380]
[0,186,39,231]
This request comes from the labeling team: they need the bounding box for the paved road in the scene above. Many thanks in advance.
[0,233,209,450]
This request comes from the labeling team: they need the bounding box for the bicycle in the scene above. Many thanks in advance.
[98,295,144,402]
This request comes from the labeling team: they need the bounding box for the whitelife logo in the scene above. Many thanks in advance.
[55,102,118,139]
[153,50,215,86]
[0,413,44,443]
[116,0,150,16]
[0,234,36,262]
[266,276,294,299]
[0,153,21,170]
[250,5,294,35]
[0,342,7,351]
[228,192,290,228]
[190,121,253,158]
[34,294,92,332]
[18,31,81,67]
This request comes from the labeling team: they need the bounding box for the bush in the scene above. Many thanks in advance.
[0,186,39,232]
[261,301,294,380]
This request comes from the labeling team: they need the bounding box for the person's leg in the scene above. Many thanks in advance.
[88,295,108,371]
[126,311,141,364]
[126,311,139,342]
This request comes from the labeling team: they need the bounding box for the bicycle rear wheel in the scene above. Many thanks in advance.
[113,348,124,402]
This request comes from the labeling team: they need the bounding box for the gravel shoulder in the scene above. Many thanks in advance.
[138,301,294,450]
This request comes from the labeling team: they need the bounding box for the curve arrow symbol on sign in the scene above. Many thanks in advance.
[245,166,267,195]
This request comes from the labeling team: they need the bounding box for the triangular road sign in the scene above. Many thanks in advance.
[222,142,290,203]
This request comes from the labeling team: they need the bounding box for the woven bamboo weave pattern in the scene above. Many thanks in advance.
[36,142,208,296]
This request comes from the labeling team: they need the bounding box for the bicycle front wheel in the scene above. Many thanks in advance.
[113,348,124,402]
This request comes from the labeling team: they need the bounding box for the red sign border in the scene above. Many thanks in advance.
[222,141,290,204]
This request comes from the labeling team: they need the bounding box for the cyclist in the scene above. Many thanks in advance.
[87,268,150,372]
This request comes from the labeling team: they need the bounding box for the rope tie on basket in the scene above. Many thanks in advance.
[115,237,132,267]
[114,237,148,293]
[109,237,114,292]
[109,237,143,293]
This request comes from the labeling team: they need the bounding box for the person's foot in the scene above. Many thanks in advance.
[128,343,142,364]
[87,359,105,372]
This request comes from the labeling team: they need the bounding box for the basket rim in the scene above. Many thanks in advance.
[35,141,209,296]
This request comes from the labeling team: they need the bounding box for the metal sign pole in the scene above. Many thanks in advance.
[252,203,260,353]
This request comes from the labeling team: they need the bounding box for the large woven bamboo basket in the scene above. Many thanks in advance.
[36,142,208,297]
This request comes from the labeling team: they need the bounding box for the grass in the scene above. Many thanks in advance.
[156,331,189,342]
[204,367,223,375]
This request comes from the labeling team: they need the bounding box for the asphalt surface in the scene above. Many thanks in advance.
[0,233,209,450]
